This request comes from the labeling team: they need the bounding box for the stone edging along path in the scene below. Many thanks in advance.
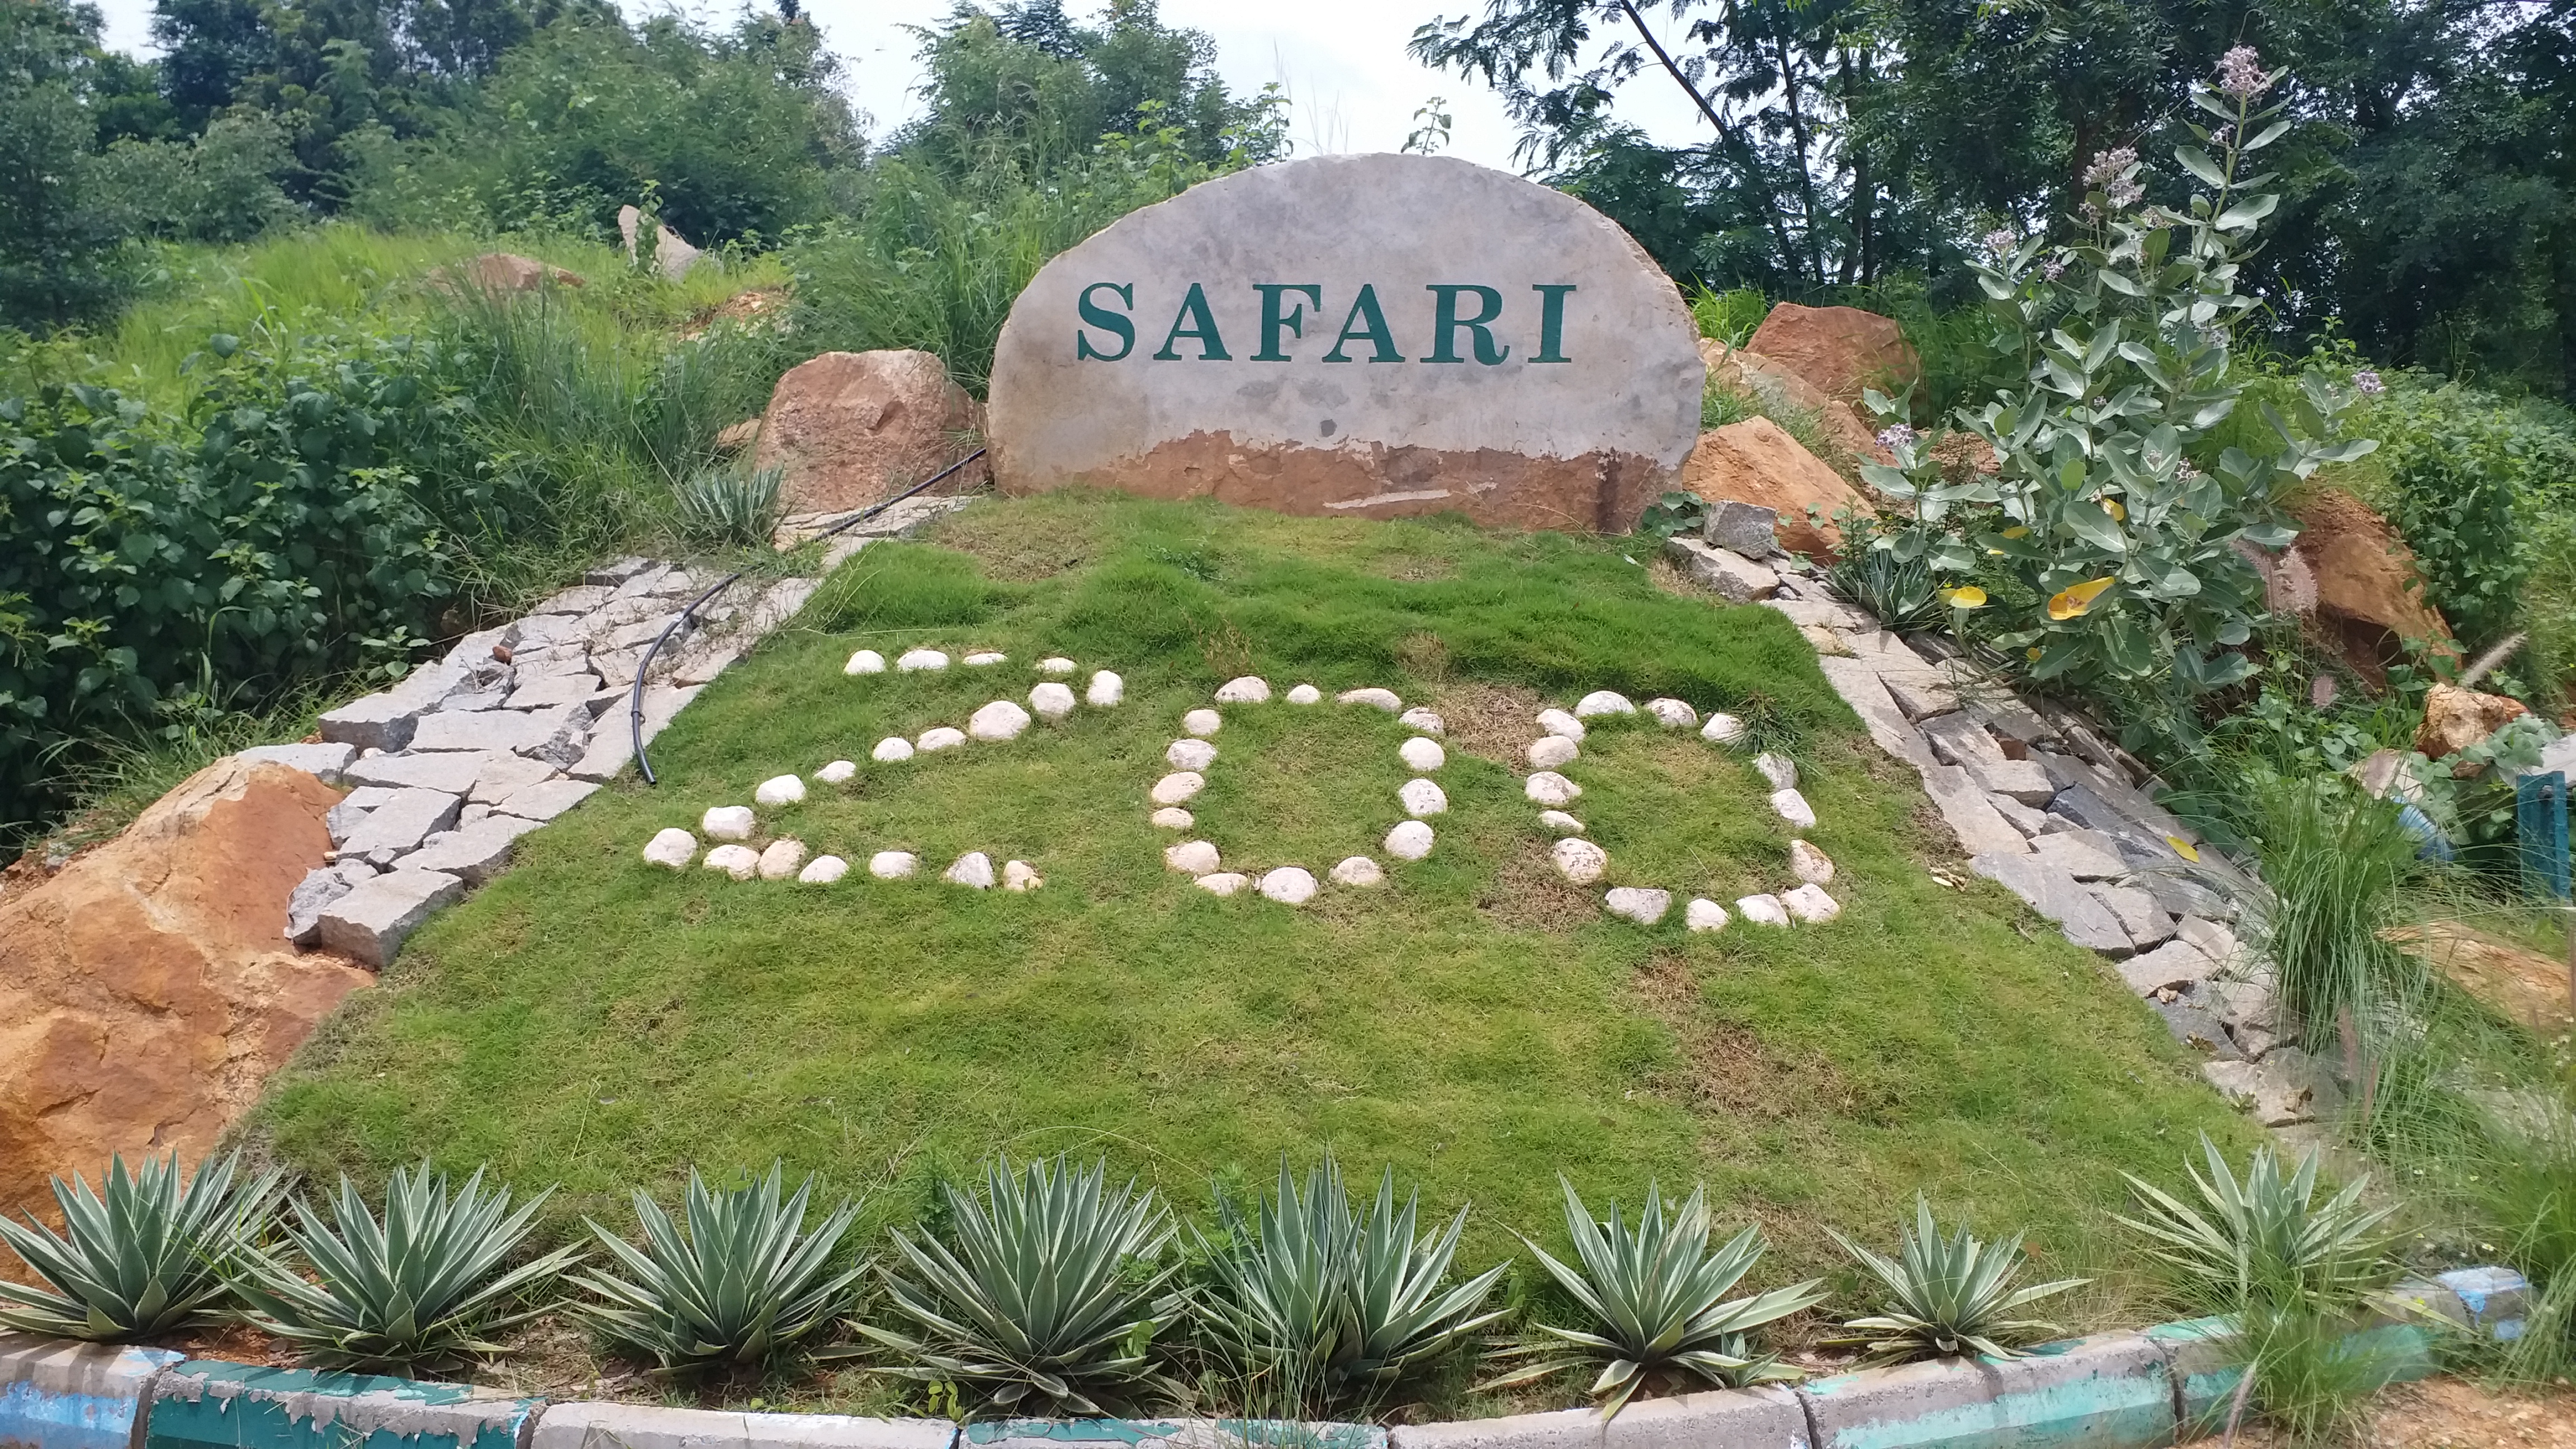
[0,1267,2532,1449]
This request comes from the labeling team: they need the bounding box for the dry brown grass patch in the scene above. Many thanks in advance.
[1431,681,1545,766]
[1476,835,1598,932]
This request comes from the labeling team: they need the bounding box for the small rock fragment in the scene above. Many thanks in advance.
[1604,887,1672,925]
[1167,738,1218,771]
[1196,872,1252,896]
[1039,656,1078,675]
[756,774,807,807]
[1259,867,1318,905]
[702,805,756,840]
[816,760,857,784]
[1526,771,1583,806]
[703,844,761,879]
[1782,883,1842,922]
[845,650,886,675]
[1527,736,1579,769]
[873,737,916,762]
[1702,713,1748,746]
[1182,708,1224,737]
[757,839,808,880]
[968,700,1033,741]
[1286,684,1323,704]
[945,851,996,888]
[1536,709,1586,740]
[1645,698,1698,729]
[1339,687,1403,712]
[1399,707,1445,735]
[1003,859,1043,891]
[1400,778,1448,817]
[643,828,698,869]
[799,855,849,884]
[1552,837,1608,884]
[1684,898,1729,932]
[1735,893,1791,926]
[1150,807,1195,830]
[897,648,950,671]
[917,727,967,752]
[1384,820,1436,860]
[1769,789,1817,828]
[869,850,918,879]
[1151,771,1206,806]
[1574,690,1636,718]
[1216,676,1271,704]
[1166,840,1221,874]
[1538,810,1586,835]
[1400,737,1446,771]
[1789,840,1836,885]
[1030,682,1077,719]
[963,651,1006,667]
[1087,670,1126,706]
[1753,752,1798,790]
[1329,856,1384,886]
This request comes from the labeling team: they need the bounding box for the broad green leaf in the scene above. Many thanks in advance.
[2174,145,2226,187]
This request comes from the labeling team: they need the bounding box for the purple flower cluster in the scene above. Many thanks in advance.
[1875,423,1919,453]
[1981,227,2017,255]
[2217,46,2272,103]
[2082,147,2145,210]
[2354,370,2385,395]
[2041,255,2068,282]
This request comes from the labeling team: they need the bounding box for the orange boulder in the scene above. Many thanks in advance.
[752,350,984,517]
[1678,416,1877,560]
[2284,487,2455,680]
[2416,684,2531,764]
[1745,302,1921,407]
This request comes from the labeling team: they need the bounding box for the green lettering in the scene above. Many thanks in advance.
[1531,284,1575,363]
[1321,285,1402,363]
[1253,284,1323,361]
[1152,283,1231,361]
[1076,282,1135,361]
[1423,285,1510,364]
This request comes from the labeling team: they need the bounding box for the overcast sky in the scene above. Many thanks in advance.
[83,0,1716,174]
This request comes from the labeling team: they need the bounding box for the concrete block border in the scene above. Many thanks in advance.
[0,1270,2526,1449]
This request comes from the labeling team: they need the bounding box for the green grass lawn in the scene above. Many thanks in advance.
[251,493,2253,1339]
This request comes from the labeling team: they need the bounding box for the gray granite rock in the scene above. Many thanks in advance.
[1882,673,1959,722]
[1703,498,1781,557]
[534,583,615,615]
[567,683,701,781]
[505,672,615,712]
[2153,1001,2242,1060]
[325,787,397,846]
[491,779,600,823]
[586,556,656,586]
[284,861,377,945]
[1922,765,2033,857]
[2031,829,2128,880]
[1969,850,2128,950]
[408,705,575,756]
[2117,937,2221,995]
[1962,755,2058,807]
[405,815,545,884]
[1814,659,1936,770]
[335,788,462,858]
[1664,536,1779,602]
[341,750,496,794]
[2094,884,2176,948]
[312,868,466,968]
[234,742,358,783]
[467,753,558,805]
[317,660,470,751]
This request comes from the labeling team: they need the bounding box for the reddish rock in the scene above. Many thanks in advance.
[0,759,371,1212]
[753,350,984,516]
[1678,417,1877,560]
[430,253,583,293]
[1698,339,1891,467]
[714,419,759,452]
[1745,302,1921,406]
[2285,486,2455,680]
[2416,684,2531,764]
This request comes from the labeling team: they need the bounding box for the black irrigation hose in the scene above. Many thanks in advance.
[628,447,990,787]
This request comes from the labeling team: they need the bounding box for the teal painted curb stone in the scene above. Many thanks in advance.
[1386,1385,1808,1449]
[531,1403,958,1448]
[144,1361,543,1449]
[1798,1332,2173,1449]
[0,1333,182,1449]
[2148,1309,2443,1436]
[965,1420,1382,1449]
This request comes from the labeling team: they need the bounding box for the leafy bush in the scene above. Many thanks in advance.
[1482,1178,1822,1418]
[2117,1135,2396,1314]
[1828,1195,2086,1363]
[0,1151,282,1340]
[230,1163,581,1373]
[1195,1156,1509,1404]
[862,1154,1182,1415]
[572,1164,865,1373]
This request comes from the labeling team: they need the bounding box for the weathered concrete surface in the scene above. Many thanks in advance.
[0,759,371,1213]
[0,1334,182,1449]
[1389,1386,1806,1449]
[146,1360,541,1449]
[533,1401,965,1449]
[989,153,1702,533]
[1801,1332,2174,1448]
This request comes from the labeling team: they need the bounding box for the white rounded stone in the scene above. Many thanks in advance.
[1151,771,1206,806]
[1783,883,1842,923]
[643,827,698,869]
[1789,839,1836,886]
[1399,707,1445,735]
[1538,809,1586,835]
[703,844,760,880]
[963,651,1007,667]
[1604,887,1671,925]
[1552,837,1608,884]
[1527,736,1579,769]
[1645,697,1698,729]
[945,851,997,888]
[702,805,756,840]
[1684,897,1729,932]
[1165,840,1220,874]
[1536,709,1587,740]
[1399,778,1448,817]
[1215,676,1271,704]
[1286,683,1323,704]
[1029,682,1077,719]
[1384,820,1436,860]
[1150,807,1195,830]
[1769,788,1817,829]
[1400,737,1446,771]
[1196,872,1252,896]
[1087,670,1125,706]
[869,850,918,880]
[897,648,950,672]
[1574,691,1636,718]
[816,760,857,784]
[968,700,1033,741]
[756,838,807,880]
[1736,893,1791,927]
[1259,866,1319,905]
[917,726,968,752]
[1754,752,1799,790]
[1182,708,1224,737]
[1003,859,1044,891]
[1039,656,1078,675]
[1329,856,1384,886]
[1526,771,1583,806]
[873,737,916,763]
[798,854,849,884]
[1702,712,1748,746]
[844,649,886,675]
[755,774,807,807]
[1167,738,1218,771]
[1339,687,1403,712]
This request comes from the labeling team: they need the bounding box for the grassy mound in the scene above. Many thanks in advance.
[253,494,2249,1311]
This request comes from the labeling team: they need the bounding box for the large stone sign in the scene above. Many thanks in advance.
[986,154,1703,532]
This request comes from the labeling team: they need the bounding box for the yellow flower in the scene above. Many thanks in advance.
[2002,525,2032,538]
[2167,835,2201,863]
[2047,576,2116,620]
[1947,586,1988,609]
[2027,647,2044,661]
[2103,498,2128,521]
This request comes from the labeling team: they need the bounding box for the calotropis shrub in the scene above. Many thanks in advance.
[1861,49,2375,708]
[0,332,465,828]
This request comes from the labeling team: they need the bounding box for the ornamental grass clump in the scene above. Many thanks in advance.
[0,1151,282,1341]
[229,1162,581,1374]
[2118,1134,2397,1315]
[1480,1177,1823,1419]
[571,1164,866,1373]
[860,1153,1185,1414]
[1827,1195,2086,1363]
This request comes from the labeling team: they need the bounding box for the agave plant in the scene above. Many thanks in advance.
[0,1152,282,1341]
[1828,1196,2087,1363]
[673,463,784,546]
[228,1163,580,1373]
[1481,1177,1825,1419]
[571,1164,865,1372]
[2116,1134,2398,1313]
[859,1154,1183,1414]
[1196,1155,1510,1400]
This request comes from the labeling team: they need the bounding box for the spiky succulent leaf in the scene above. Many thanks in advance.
[2115,1133,2396,1313]
[0,1152,281,1341]
[1827,1195,2087,1364]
